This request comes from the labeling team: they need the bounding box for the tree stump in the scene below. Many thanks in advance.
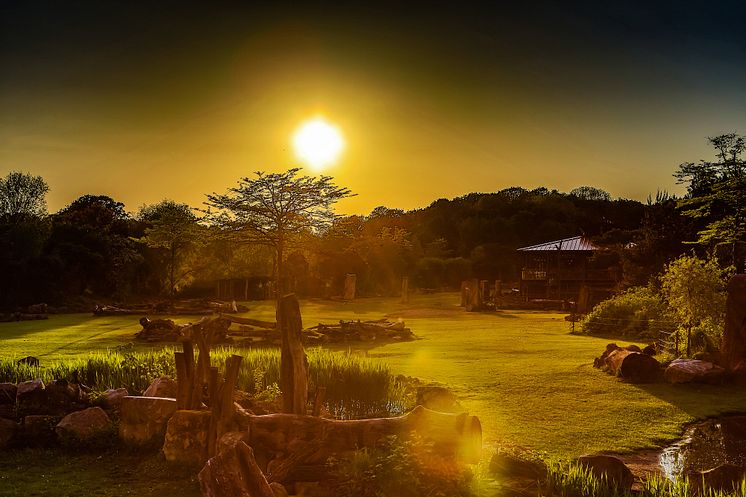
[277,294,308,415]
[343,274,356,300]
[199,441,275,497]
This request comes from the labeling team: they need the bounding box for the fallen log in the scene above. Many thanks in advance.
[224,315,276,329]
[247,405,482,464]
[605,349,661,383]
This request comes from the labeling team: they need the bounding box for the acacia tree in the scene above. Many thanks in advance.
[203,168,353,300]
[138,200,202,299]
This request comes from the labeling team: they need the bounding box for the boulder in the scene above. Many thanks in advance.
[489,452,547,479]
[0,383,17,420]
[16,379,46,416]
[721,275,746,369]
[642,344,657,356]
[605,350,661,383]
[688,464,746,493]
[162,410,212,467]
[46,379,84,415]
[664,359,726,384]
[624,344,642,353]
[577,454,634,490]
[101,388,129,410]
[0,417,17,448]
[119,396,177,446]
[143,376,178,398]
[56,407,112,443]
[22,415,57,446]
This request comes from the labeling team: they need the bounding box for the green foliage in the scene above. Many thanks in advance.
[329,435,474,497]
[581,287,675,338]
[0,170,49,218]
[660,254,731,353]
[0,346,407,419]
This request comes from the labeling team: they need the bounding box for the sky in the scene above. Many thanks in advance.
[1,1,745,215]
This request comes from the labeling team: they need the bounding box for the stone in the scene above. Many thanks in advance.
[143,376,178,398]
[642,344,657,356]
[162,410,212,467]
[119,396,177,446]
[489,452,547,479]
[56,407,112,443]
[16,379,47,416]
[0,383,17,420]
[688,464,746,493]
[0,417,17,448]
[577,454,634,490]
[664,359,726,384]
[624,344,642,353]
[46,379,83,415]
[416,386,464,413]
[101,388,129,410]
[22,415,57,446]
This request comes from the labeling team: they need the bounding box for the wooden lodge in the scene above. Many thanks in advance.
[517,235,618,307]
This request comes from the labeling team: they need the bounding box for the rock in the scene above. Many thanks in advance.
[217,430,251,455]
[624,344,642,353]
[56,407,112,443]
[46,379,83,415]
[143,376,178,398]
[489,452,547,479]
[688,464,746,493]
[119,396,177,446]
[16,379,46,416]
[577,454,634,490]
[101,388,129,410]
[722,275,746,370]
[16,356,40,366]
[416,386,464,413]
[605,350,661,383]
[0,383,17,420]
[162,410,212,467]
[594,344,620,369]
[0,417,17,448]
[664,359,726,384]
[270,482,289,497]
[642,345,657,356]
[22,415,57,446]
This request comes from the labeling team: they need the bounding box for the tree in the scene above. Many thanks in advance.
[138,200,202,299]
[203,168,353,299]
[570,186,612,202]
[660,254,731,356]
[0,171,49,219]
[674,133,746,269]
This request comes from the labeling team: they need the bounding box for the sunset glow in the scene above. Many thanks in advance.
[292,118,345,171]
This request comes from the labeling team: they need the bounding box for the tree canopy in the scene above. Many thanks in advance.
[0,171,49,219]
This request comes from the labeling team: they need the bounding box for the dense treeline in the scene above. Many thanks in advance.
[0,179,688,309]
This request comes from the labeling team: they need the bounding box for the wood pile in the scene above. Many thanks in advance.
[222,316,415,346]
[94,299,248,316]
[135,316,231,343]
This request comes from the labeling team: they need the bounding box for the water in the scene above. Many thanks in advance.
[659,415,746,481]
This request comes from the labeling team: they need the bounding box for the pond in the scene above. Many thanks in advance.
[659,415,746,481]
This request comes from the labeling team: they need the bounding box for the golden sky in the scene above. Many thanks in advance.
[1,2,745,215]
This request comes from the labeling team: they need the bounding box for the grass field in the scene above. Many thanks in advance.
[2,293,746,459]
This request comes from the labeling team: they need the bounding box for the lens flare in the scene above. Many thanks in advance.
[292,117,345,170]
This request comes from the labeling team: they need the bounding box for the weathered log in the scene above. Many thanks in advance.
[199,441,275,497]
[247,405,482,464]
[224,315,277,329]
[605,349,661,383]
[277,294,308,415]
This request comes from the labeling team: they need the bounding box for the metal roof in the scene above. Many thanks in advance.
[517,235,599,252]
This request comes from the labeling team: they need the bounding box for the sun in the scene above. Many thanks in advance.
[292,117,345,171]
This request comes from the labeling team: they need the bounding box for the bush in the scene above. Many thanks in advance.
[581,287,675,339]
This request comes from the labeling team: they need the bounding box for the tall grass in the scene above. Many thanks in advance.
[545,460,746,497]
[0,347,409,419]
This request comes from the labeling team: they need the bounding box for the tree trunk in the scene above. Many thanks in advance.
[277,294,308,415]
[199,441,275,497]
[247,405,482,465]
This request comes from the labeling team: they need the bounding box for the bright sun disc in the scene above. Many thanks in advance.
[292,117,345,170]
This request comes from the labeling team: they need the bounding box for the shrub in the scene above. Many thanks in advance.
[580,287,675,339]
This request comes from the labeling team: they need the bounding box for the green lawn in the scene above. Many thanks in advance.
[2,293,746,459]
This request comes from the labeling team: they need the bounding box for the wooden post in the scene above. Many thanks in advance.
[312,386,326,417]
[400,276,409,304]
[277,294,308,415]
[343,274,356,300]
[460,281,468,307]
[244,278,249,301]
